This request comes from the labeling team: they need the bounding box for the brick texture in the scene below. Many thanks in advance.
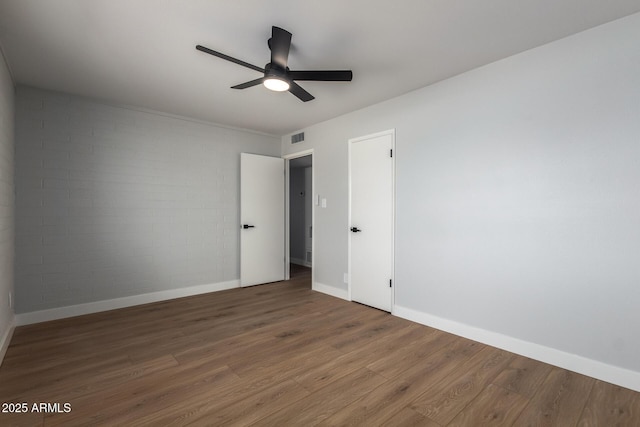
[14,86,279,313]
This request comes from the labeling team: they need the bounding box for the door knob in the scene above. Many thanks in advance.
[350,227,361,232]
[243,224,255,229]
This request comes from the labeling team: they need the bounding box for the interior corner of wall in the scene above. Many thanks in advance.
[0,313,16,368]
[312,281,349,301]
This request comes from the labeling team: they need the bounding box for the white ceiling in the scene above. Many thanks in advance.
[1,1,639,135]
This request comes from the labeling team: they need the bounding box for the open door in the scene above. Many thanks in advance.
[240,153,285,287]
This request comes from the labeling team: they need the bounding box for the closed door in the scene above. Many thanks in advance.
[349,130,394,312]
[240,153,285,287]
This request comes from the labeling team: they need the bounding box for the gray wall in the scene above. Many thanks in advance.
[14,86,279,313]
[0,50,15,354]
[282,12,640,378]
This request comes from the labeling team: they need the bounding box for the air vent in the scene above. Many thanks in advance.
[291,132,305,144]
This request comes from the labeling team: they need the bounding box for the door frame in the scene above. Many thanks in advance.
[348,129,396,313]
[283,149,314,284]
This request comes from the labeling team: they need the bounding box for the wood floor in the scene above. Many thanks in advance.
[1,266,639,426]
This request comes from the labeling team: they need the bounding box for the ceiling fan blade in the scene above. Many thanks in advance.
[196,45,264,73]
[231,78,265,89]
[288,70,353,81]
[269,26,292,70]
[289,82,315,102]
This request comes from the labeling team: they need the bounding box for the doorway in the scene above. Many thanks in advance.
[284,151,313,285]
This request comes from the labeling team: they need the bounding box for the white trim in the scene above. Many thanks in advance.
[283,149,314,286]
[284,157,291,281]
[15,280,239,326]
[312,282,349,301]
[348,136,352,301]
[283,149,314,159]
[0,315,15,367]
[391,132,396,315]
[394,304,640,393]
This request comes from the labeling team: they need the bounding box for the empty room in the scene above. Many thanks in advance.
[1,1,640,425]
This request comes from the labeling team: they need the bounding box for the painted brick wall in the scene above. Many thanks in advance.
[14,86,279,314]
[0,53,15,349]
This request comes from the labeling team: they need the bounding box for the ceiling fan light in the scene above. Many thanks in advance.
[264,77,290,92]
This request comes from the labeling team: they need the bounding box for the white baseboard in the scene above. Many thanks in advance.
[0,315,15,367]
[394,304,640,393]
[312,281,349,301]
[15,280,240,326]
[290,258,312,268]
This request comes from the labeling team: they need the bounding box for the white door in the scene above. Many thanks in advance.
[349,130,394,312]
[241,153,285,287]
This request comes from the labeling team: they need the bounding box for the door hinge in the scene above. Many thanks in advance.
[389,279,392,287]
[390,149,393,157]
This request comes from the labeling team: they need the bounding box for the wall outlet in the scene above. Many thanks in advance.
[343,273,349,284]
[8,291,13,309]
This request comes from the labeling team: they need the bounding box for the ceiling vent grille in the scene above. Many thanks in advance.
[291,132,305,144]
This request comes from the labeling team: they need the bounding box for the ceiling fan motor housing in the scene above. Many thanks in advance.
[264,63,289,80]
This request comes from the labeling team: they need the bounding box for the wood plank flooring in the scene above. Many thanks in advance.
[1,266,639,426]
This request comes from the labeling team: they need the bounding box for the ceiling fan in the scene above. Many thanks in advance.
[196,26,353,102]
